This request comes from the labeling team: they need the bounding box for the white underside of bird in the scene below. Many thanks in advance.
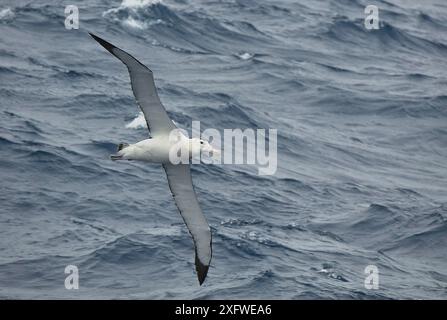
[114,134,216,163]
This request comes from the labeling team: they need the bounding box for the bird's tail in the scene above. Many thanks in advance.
[110,154,123,161]
[117,143,129,152]
[110,143,130,160]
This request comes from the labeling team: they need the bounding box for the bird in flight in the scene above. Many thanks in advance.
[89,33,218,285]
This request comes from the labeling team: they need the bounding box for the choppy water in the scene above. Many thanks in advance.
[0,0,446,299]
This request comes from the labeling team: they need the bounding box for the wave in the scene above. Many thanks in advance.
[126,111,146,129]
[122,0,162,8]
[0,8,14,22]
[0,136,18,146]
[417,11,447,32]
[341,204,409,245]
[193,104,259,128]
[102,0,270,54]
[320,16,447,57]
[103,1,178,29]
[103,0,165,30]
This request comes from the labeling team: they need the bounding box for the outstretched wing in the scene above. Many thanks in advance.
[89,33,176,137]
[163,164,212,285]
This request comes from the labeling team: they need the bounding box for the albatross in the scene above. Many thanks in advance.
[89,33,218,285]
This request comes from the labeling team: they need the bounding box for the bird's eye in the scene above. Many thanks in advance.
[200,141,204,144]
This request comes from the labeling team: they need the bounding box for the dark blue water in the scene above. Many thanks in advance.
[0,0,446,299]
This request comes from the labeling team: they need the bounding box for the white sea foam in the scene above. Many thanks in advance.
[123,16,146,29]
[103,0,163,30]
[126,112,177,130]
[121,0,162,8]
[0,8,14,21]
[238,52,254,60]
[105,0,162,13]
[126,112,147,129]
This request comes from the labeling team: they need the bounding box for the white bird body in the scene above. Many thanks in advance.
[121,137,172,163]
[117,135,214,163]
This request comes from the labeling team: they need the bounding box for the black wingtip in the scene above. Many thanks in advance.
[195,255,209,286]
[89,32,116,54]
[88,32,153,73]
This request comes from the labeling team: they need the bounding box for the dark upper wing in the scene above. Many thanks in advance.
[163,163,212,285]
[89,33,176,137]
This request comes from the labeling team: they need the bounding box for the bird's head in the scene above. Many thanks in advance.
[190,138,220,158]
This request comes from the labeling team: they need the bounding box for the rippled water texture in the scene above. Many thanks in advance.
[0,0,446,299]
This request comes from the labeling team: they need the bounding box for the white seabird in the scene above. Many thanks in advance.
[89,33,218,285]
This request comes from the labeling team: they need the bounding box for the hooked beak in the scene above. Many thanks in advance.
[203,145,220,159]
[211,147,220,157]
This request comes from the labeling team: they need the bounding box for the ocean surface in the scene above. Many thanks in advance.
[0,0,446,299]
